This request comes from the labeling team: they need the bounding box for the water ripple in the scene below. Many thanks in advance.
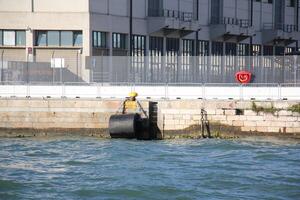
[0,137,299,200]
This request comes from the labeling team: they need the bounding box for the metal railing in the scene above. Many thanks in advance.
[211,17,251,28]
[0,56,299,85]
[148,9,193,22]
[263,23,299,33]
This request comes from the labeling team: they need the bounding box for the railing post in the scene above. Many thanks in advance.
[202,83,205,100]
[239,84,243,100]
[61,83,65,98]
[26,82,30,98]
[278,83,281,100]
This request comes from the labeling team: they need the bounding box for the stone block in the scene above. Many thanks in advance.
[206,109,216,115]
[243,121,257,127]
[192,115,201,120]
[277,116,298,122]
[224,109,236,116]
[232,120,244,126]
[216,109,225,115]
[241,127,256,132]
[256,121,271,127]
[182,115,191,120]
[294,128,300,133]
[164,120,175,125]
[268,127,281,133]
[244,110,257,116]
[236,101,252,109]
[273,102,290,109]
[220,120,232,126]
[227,115,246,121]
[179,120,186,125]
[292,112,300,117]
[164,115,174,120]
[256,127,268,132]
[211,115,227,121]
[270,121,286,127]
[247,116,264,121]
[278,110,293,116]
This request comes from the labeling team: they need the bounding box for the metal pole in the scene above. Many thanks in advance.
[129,0,133,57]
[1,50,3,82]
[294,55,297,86]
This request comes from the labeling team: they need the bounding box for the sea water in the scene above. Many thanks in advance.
[0,137,299,200]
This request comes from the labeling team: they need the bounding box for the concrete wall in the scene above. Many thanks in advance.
[158,100,300,139]
[0,99,299,139]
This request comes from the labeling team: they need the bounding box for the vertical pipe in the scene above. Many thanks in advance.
[1,50,3,82]
[297,0,299,49]
[250,0,253,26]
[129,0,133,57]
[31,0,34,12]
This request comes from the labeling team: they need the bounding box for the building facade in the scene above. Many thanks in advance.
[0,0,299,83]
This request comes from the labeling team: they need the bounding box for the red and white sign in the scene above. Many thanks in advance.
[235,71,252,84]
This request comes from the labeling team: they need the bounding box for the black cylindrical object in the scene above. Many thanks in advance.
[109,113,141,139]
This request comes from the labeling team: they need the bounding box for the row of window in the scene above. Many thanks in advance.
[0,30,26,46]
[253,0,295,7]
[35,31,82,47]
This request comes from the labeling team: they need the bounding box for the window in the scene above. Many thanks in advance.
[132,35,145,55]
[35,30,82,46]
[61,31,73,46]
[263,46,274,56]
[166,38,179,53]
[47,31,60,46]
[16,31,26,46]
[287,0,295,7]
[198,40,209,56]
[149,36,163,55]
[211,42,223,56]
[93,31,106,48]
[237,44,249,56]
[252,44,261,56]
[0,30,2,45]
[3,31,15,46]
[36,31,47,46]
[183,39,194,56]
[225,43,237,56]
[112,33,126,49]
[73,31,82,46]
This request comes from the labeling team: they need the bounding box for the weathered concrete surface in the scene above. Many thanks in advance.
[0,98,299,140]
[157,100,300,140]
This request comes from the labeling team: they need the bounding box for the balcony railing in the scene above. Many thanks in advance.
[263,23,299,33]
[211,17,251,28]
[148,9,193,22]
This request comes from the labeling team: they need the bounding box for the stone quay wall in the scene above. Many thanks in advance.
[157,100,300,139]
[0,98,299,139]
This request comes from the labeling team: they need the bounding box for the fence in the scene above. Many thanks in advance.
[0,56,299,85]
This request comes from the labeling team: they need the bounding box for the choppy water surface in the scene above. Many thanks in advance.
[0,137,299,200]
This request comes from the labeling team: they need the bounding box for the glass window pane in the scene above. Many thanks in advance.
[101,32,106,47]
[74,31,82,46]
[36,31,47,46]
[3,31,16,46]
[47,31,60,46]
[61,31,73,46]
[93,32,97,47]
[16,31,26,46]
[97,32,101,47]
[0,30,2,45]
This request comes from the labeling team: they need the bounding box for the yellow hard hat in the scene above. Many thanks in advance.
[129,91,138,97]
